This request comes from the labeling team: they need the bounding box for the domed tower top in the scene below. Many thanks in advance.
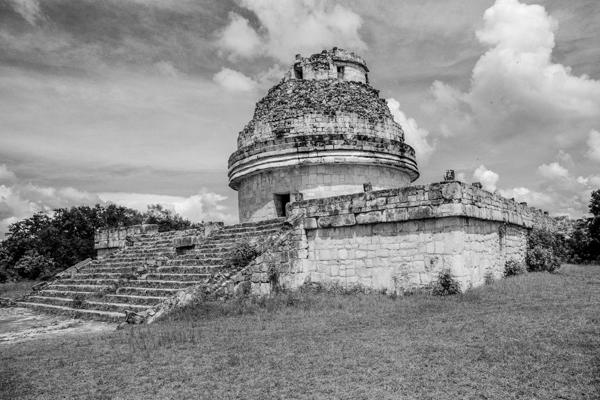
[228,48,419,222]
[284,47,369,84]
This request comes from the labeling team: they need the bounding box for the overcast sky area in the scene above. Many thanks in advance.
[1,0,599,235]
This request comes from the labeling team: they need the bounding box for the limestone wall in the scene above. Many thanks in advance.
[94,224,159,259]
[300,218,526,293]
[237,163,412,222]
[269,181,554,293]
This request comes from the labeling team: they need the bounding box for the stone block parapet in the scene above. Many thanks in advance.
[289,181,557,230]
[94,224,159,258]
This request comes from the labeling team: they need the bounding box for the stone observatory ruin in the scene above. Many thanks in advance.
[228,48,419,222]
[17,48,557,324]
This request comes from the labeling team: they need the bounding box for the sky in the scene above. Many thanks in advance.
[0,0,599,236]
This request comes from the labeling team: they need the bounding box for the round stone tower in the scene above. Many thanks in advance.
[228,48,419,222]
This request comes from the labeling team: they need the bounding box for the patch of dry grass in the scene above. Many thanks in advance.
[1,265,599,399]
[0,281,37,299]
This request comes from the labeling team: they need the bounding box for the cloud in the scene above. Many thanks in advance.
[213,67,258,91]
[217,12,262,59]
[537,162,569,180]
[0,165,102,236]
[8,0,45,26]
[98,190,235,224]
[0,165,17,183]
[587,130,600,162]
[473,165,499,192]
[387,98,435,163]
[577,175,600,187]
[217,0,366,62]
[498,187,553,208]
[427,0,600,139]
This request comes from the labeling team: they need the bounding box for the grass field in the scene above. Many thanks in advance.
[1,264,599,399]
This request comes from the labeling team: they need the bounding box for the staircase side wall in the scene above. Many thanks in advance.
[94,224,159,259]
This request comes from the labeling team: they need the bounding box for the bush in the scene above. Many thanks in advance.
[228,241,260,269]
[13,251,57,280]
[0,268,9,283]
[526,245,560,273]
[504,259,526,277]
[431,269,461,296]
[71,293,86,309]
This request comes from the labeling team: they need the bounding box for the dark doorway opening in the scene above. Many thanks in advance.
[294,65,303,79]
[337,66,345,79]
[273,193,291,217]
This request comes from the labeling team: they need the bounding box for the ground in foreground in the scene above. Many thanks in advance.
[1,264,599,399]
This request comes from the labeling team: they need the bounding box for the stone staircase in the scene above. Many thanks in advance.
[17,218,286,322]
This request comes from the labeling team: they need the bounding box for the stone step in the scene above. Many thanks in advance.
[118,280,204,289]
[36,289,99,298]
[82,266,160,274]
[145,273,211,281]
[57,278,204,289]
[27,296,149,313]
[116,286,186,296]
[165,259,221,267]
[17,302,125,323]
[105,294,168,305]
[157,265,222,274]
[49,284,113,292]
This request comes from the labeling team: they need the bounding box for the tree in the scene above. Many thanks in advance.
[587,189,600,260]
[0,204,145,280]
[143,204,199,232]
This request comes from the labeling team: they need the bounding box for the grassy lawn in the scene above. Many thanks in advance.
[0,280,37,300]
[1,264,599,399]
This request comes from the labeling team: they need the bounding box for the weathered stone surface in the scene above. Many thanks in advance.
[318,214,356,228]
[356,211,384,224]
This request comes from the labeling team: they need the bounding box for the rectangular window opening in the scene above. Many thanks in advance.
[273,193,291,217]
[294,65,303,79]
[337,66,345,79]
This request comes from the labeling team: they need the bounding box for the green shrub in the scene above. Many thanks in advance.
[13,250,56,280]
[228,241,260,269]
[526,245,560,273]
[71,293,86,309]
[431,270,461,296]
[0,268,9,283]
[504,259,526,277]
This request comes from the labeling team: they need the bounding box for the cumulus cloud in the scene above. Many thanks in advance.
[213,67,258,91]
[387,98,435,162]
[217,0,365,62]
[498,187,553,208]
[98,190,235,224]
[8,0,45,26]
[587,130,600,162]
[427,0,600,138]
[537,162,569,180]
[217,12,262,59]
[0,165,102,236]
[473,165,499,192]
[0,165,17,183]
[577,175,600,187]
